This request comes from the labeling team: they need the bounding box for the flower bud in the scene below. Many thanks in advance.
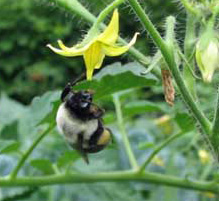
[196,36,219,82]
[198,149,211,164]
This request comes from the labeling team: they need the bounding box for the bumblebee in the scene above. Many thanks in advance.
[56,81,111,164]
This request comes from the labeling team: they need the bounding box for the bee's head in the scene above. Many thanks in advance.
[66,90,93,111]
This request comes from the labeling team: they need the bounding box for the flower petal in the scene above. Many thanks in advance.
[57,40,74,51]
[102,32,139,56]
[98,9,119,44]
[83,42,105,80]
[47,40,92,57]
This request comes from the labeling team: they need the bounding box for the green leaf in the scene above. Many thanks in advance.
[30,159,55,175]
[18,91,60,136]
[0,121,18,140]
[138,142,155,150]
[104,101,164,124]
[74,62,157,99]
[57,150,80,169]
[124,101,163,116]
[0,93,27,125]
[0,141,20,154]
[28,91,60,126]
[38,100,61,126]
[174,113,195,132]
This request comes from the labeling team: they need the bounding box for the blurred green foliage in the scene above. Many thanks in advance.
[1,0,216,200]
[0,63,216,201]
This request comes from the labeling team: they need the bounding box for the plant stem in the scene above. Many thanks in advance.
[94,0,125,25]
[138,132,186,173]
[113,94,138,169]
[1,171,219,193]
[10,124,55,179]
[127,0,211,135]
[211,87,219,159]
[54,0,160,78]
[183,14,197,99]
[178,0,200,16]
[165,16,176,49]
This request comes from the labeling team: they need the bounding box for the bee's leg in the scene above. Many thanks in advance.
[61,83,71,102]
[81,152,89,164]
[89,104,105,119]
[77,133,89,164]
[89,120,104,146]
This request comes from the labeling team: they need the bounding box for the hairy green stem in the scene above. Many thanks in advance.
[139,132,186,173]
[183,14,197,98]
[178,0,200,16]
[54,0,161,78]
[1,171,219,193]
[178,49,201,80]
[113,94,138,169]
[10,124,55,179]
[211,87,219,159]
[94,0,125,25]
[165,16,176,49]
[127,0,211,135]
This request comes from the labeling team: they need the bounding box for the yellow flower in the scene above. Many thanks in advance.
[152,156,165,167]
[47,9,139,80]
[202,192,215,198]
[198,149,211,164]
[154,115,174,135]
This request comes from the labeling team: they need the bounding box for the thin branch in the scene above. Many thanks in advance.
[113,94,138,169]
[211,87,219,159]
[94,0,125,25]
[10,124,55,179]
[1,171,219,193]
[138,132,186,173]
[183,14,197,98]
[178,49,201,80]
[178,0,200,16]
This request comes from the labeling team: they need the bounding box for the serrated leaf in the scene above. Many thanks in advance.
[30,159,54,175]
[174,113,195,132]
[0,141,20,154]
[57,151,80,169]
[73,62,157,99]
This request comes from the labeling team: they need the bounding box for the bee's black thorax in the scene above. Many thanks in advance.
[64,90,93,121]
[64,90,104,121]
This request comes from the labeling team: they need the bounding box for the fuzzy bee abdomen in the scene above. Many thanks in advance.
[56,103,98,145]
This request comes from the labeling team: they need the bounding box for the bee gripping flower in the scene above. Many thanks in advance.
[47,9,139,80]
